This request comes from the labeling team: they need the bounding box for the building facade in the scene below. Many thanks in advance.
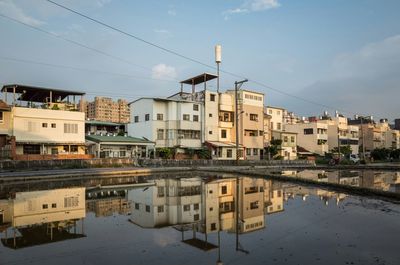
[84,97,130,124]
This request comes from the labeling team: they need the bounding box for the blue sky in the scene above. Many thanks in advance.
[0,0,399,120]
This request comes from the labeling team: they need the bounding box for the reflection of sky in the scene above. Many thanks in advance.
[1,185,400,265]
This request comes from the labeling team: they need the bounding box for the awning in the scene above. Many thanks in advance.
[205,141,243,148]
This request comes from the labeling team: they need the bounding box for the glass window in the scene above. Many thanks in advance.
[42,123,48,128]
[157,205,164,213]
[134,116,139,123]
[52,203,57,208]
[145,205,150,212]
[51,123,56,128]
[157,113,163,120]
[42,204,48,209]
[291,136,295,143]
[193,203,199,210]
[221,129,227,138]
[246,148,251,156]
[193,115,199,122]
[227,149,232,158]
[304,128,314,135]
[145,114,150,121]
[183,205,190,211]
[221,185,227,195]
[183,114,190,121]
[250,114,258,121]
[253,148,258,155]
[157,129,164,140]
[210,94,216,101]
[193,104,199,111]
[135,203,139,210]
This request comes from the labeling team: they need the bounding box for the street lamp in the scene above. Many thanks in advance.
[235,79,248,166]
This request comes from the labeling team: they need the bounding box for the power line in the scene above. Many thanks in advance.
[0,55,176,83]
[0,13,173,80]
[43,0,354,114]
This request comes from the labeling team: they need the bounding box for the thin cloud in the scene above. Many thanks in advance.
[223,0,280,19]
[151,63,177,80]
[0,0,44,26]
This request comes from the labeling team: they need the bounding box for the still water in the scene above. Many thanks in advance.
[0,173,399,265]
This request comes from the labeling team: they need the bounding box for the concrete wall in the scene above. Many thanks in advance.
[13,107,85,144]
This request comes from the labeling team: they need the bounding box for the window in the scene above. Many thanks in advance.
[146,205,150,212]
[42,204,48,209]
[42,123,48,128]
[291,136,295,143]
[64,196,79,208]
[193,104,199,111]
[253,148,258,155]
[0,111,3,123]
[157,129,164,140]
[210,94,216,101]
[135,203,139,210]
[227,149,232,158]
[134,116,139,123]
[52,203,57,208]
[210,223,217,231]
[51,123,56,128]
[304,128,314,135]
[157,186,165,197]
[70,145,78,152]
[64,123,78,134]
[194,214,200,221]
[270,122,274,130]
[268,109,272,114]
[246,148,251,156]
[221,129,227,138]
[51,148,58,155]
[284,136,288,142]
[193,203,199,210]
[193,115,199,122]
[183,205,190,211]
[209,130,212,135]
[250,114,258,121]
[277,110,281,115]
[157,205,164,213]
[23,144,40,154]
[183,114,190,121]
[209,207,213,211]
[157,113,163,120]
[277,190,282,197]
[145,114,150,121]
[277,123,282,130]
[250,201,259,209]
[209,113,212,117]
[221,185,227,195]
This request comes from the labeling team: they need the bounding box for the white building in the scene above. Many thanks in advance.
[0,85,88,160]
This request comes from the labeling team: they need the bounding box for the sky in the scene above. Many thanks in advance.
[0,0,399,121]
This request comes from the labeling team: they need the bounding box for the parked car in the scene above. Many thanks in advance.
[349,154,360,164]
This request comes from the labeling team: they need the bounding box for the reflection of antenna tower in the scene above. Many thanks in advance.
[215,45,221,93]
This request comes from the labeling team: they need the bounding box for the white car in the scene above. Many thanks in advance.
[349,154,360,164]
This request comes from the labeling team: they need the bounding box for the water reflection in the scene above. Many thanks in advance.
[277,170,400,193]
[0,175,399,265]
[0,188,85,249]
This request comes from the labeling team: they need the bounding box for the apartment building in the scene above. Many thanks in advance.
[349,117,400,156]
[0,85,89,160]
[227,89,265,160]
[128,97,203,153]
[265,106,284,131]
[285,121,329,155]
[271,130,298,160]
[320,115,359,155]
[84,97,130,124]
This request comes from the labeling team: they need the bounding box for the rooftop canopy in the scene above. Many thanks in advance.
[180,73,218,85]
[1,84,85,103]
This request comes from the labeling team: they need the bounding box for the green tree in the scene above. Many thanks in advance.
[331,145,352,157]
[371,148,390,160]
[265,139,282,159]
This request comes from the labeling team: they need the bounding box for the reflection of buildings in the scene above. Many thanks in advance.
[87,198,130,217]
[0,188,86,249]
[128,177,202,228]
[283,184,347,206]
[264,180,284,214]
[128,176,266,234]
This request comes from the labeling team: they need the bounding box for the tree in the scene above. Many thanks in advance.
[371,148,390,160]
[331,145,352,157]
[265,139,282,159]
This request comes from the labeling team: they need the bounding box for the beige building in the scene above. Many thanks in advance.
[85,97,130,124]
[320,115,359,155]
[271,130,298,160]
[285,121,329,155]
[227,89,265,160]
[0,85,89,160]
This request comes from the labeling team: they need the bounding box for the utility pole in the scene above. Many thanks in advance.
[361,117,366,161]
[235,79,248,166]
[337,126,341,164]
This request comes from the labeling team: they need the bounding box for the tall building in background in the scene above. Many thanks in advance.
[84,97,130,124]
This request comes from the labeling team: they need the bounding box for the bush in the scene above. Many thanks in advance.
[371,148,391,161]
[157,148,174,159]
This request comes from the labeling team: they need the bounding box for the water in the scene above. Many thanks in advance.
[270,169,400,193]
[0,173,399,265]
